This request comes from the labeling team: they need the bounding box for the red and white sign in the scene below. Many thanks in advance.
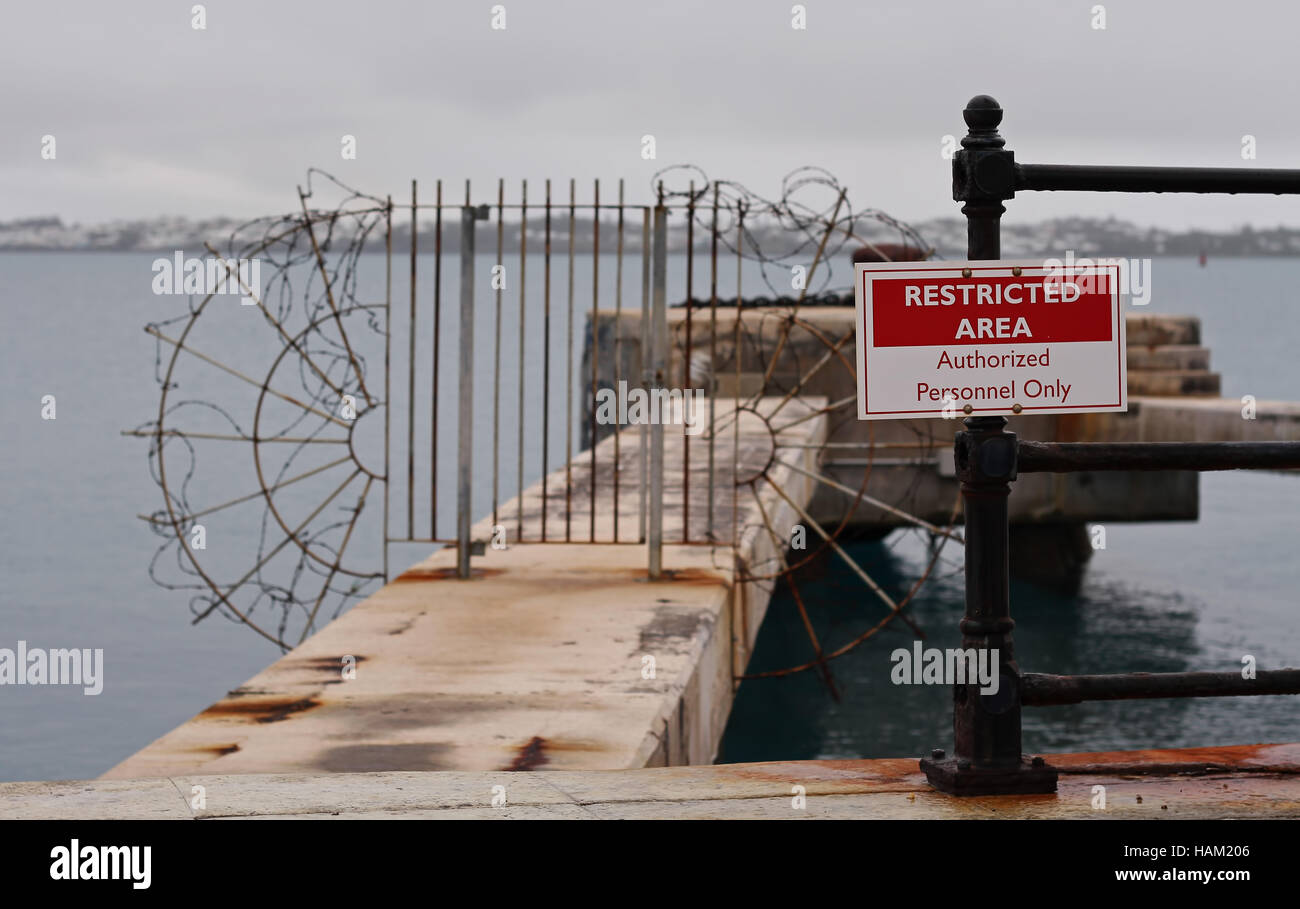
[854,259,1127,420]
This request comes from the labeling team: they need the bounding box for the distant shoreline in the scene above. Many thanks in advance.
[6,214,1300,258]
[5,248,1300,258]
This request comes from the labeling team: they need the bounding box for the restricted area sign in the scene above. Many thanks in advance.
[854,259,1127,420]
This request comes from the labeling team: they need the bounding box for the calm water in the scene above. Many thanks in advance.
[721,256,1300,760]
[720,471,1300,761]
[1,253,1297,782]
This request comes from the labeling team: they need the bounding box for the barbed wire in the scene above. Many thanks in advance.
[132,169,388,650]
[652,163,933,299]
[128,166,950,673]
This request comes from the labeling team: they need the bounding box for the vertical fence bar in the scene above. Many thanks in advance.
[707,184,719,540]
[383,196,392,580]
[542,180,552,541]
[733,202,743,550]
[590,179,599,541]
[613,180,625,542]
[457,198,485,578]
[683,183,694,542]
[730,201,743,685]
[920,94,1054,795]
[408,180,417,540]
[955,95,1015,766]
[493,179,504,529]
[648,191,668,579]
[954,418,1020,755]
[431,180,442,539]
[517,181,528,543]
[565,179,575,541]
[638,207,650,544]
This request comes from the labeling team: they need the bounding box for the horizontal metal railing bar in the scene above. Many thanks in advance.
[784,441,948,449]
[391,202,837,213]
[1022,670,1300,705]
[384,539,721,546]
[1016,163,1300,195]
[822,457,941,467]
[400,203,660,211]
[1016,440,1300,473]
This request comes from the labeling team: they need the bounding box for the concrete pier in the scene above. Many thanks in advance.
[72,307,1300,804]
[97,307,1300,782]
[103,398,828,778]
[13,744,1300,819]
[1132,395,1300,448]
[585,308,1242,536]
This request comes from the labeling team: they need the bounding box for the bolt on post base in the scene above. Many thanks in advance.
[919,751,1058,796]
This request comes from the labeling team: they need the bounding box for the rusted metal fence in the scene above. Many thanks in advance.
[384,174,926,581]
[383,180,662,580]
[131,166,937,652]
[921,95,1300,796]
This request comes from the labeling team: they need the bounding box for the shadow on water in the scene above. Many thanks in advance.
[717,526,1247,763]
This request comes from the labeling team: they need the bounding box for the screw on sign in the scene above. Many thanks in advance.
[852,259,1127,420]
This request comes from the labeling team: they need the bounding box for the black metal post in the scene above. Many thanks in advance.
[921,95,1057,795]
[952,94,1012,260]
[1017,440,1300,473]
[918,94,1300,795]
[1023,669,1300,705]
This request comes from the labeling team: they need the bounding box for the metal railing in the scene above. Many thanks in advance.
[389,175,925,580]
[128,166,939,652]
[384,180,662,580]
[920,95,1300,795]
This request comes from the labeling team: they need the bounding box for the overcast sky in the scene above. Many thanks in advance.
[5,0,1300,229]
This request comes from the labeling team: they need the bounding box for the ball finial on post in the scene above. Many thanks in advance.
[963,95,1003,131]
[962,95,1005,150]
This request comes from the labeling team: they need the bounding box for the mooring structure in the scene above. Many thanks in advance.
[920,95,1300,795]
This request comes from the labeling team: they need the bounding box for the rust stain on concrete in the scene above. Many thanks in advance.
[293,654,367,684]
[497,736,610,772]
[1050,742,1300,775]
[191,743,241,758]
[225,686,274,698]
[625,566,728,587]
[724,757,922,790]
[504,736,549,771]
[393,566,503,582]
[197,696,322,725]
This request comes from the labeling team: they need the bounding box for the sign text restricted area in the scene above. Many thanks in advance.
[853,260,1127,420]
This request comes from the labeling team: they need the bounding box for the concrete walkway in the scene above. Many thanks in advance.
[10,744,1300,819]
[102,398,829,778]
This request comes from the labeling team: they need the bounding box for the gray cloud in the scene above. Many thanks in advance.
[4,0,1299,229]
